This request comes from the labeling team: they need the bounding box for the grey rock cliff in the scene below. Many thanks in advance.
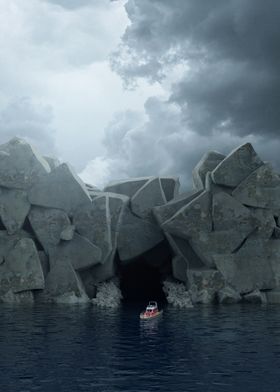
[1,137,280,306]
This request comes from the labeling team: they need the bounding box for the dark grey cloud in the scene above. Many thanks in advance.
[0,97,56,156]
[81,97,280,190]
[112,0,280,141]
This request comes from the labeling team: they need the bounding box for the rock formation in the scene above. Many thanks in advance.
[1,137,280,306]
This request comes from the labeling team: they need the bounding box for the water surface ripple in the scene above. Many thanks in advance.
[1,303,280,391]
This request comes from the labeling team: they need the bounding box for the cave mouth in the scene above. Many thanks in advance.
[118,241,172,304]
[119,260,166,303]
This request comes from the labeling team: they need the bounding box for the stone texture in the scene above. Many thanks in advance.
[187,269,225,304]
[117,206,164,262]
[74,195,112,262]
[167,234,205,270]
[211,143,263,187]
[29,207,72,253]
[192,150,225,190]
[218,286,241,304]
[213,239,280,294]
[153,190,203,225]
[212,192,258,250]
[74,192,128,264]
[131,178,166,220]
[49,233,102,272]
[104,178,150,197]
[1,137,280,308]
[162,191,212,239]
[60,225,75,241]
[0,238,44,295]
[78,251,117,298]
[232,163,280,209]
[0,187,30,234]
[250,208,275,239]
[0,230,33,261]
[45,258,88,301]
[160,177,180,201]
[0,137,50,190]
[28,163,91,214]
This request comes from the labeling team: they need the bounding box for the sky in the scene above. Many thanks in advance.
[0,0,279,190]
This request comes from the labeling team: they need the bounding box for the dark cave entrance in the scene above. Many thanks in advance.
[119,241,172,304]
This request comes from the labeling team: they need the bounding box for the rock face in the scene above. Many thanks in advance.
[156,142,280,305]
[28,163,91,214]
[0,187,30,234]
[192,151,225,190]
[0,137,50,189]
[211,143,263,187]
[1,137,280,307]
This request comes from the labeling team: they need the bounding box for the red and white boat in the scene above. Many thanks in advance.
[140,301,163,320]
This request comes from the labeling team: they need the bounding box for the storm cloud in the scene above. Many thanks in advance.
[83,0,279,189]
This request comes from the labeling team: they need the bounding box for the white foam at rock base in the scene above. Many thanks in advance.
[163,280,193,308]
[92,280,123,308]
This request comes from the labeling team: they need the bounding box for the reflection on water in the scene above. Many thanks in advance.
[1,303,280,391]
[140,315,162,337]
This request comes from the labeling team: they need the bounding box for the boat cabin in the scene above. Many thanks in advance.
[145,301,158,313]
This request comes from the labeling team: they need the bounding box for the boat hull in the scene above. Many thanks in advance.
[139,310,163,320]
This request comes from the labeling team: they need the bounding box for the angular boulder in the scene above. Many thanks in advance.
[0,187,30,234]
[28,207,72,253]
[0,238,45,295]
[74,195,112,262]
[213,239,279,294]
[74,192,128,264]
[49,233,102,272]
[192,150,225,190]
[153,190,202,225]
[117,206,164,262]
[0,230,33,260]
[212,192,258,250]
[45,258,88,302]
[211,143,263,187]
[28,163,91,214]
[167,234,205,270]
[0,137,50,189]
[162,191,212,239]
[104,177,150,197]
[131,177,166,220]
[250,208,275,239]
[232,163,280,209]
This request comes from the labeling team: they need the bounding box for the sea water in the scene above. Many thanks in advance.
[1,302,280,392]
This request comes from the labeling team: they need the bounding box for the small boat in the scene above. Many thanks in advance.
[140,301,163,320]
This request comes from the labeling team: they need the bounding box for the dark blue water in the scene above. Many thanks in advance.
[1,303,280,392]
